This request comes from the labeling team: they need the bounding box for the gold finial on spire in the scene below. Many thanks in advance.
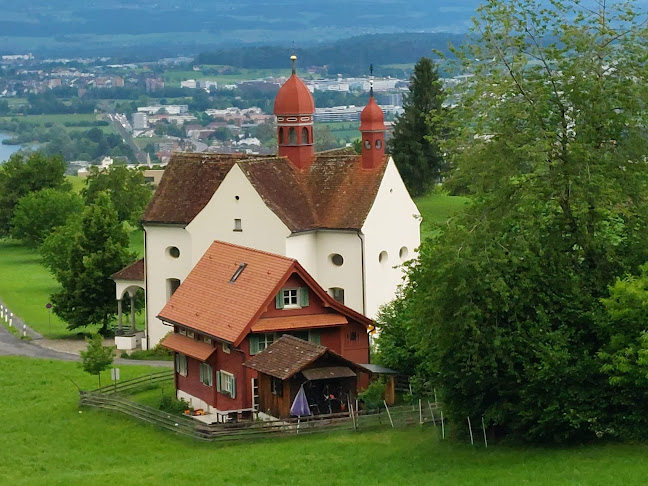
[369,64,374,97]
[290,54,297,74]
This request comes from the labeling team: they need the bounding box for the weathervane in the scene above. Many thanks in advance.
[369,64,374,97]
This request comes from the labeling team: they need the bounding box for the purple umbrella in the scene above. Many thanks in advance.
[291,385,312,417]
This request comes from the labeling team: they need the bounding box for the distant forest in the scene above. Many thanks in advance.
[196,34,465,76]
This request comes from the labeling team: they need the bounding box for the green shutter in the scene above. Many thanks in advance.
[275,291,284,309]
[230,375,236,399]
[299,287,309,307]
[249,335,260,355]
[216,371,222,392]
[310,331,320,345]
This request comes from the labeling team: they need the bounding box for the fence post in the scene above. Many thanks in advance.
[482,416,488,448]
[383,400,394,428]
[441,411,445,439]
[22,324,26,337]
[419,399,423,425]
[428,401,437,431]
[467,417,474,445]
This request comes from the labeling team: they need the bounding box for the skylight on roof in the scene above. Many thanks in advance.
[229,263,247,283]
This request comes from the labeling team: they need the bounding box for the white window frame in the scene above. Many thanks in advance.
[187,330,195,339]
[259,333,274,352]
[204,336,212,344]
[222,342,231,353]
[175,353,187,377]
[283,288,299,308]
[179,328,187,336]
[218,370,236,398]
[199,362,213,387]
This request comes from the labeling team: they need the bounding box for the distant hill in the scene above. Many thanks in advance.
[196,34,465,75]
[0,0,476,57]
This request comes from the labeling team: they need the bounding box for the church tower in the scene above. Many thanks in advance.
[273,55,315,170]
[359,69,386,169]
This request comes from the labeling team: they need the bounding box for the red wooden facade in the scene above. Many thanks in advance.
[160,241,372,416]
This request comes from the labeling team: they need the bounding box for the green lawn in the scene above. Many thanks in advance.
[66,175,86,194]
[415,192,471,240]
[2,356,648,485]
[0,228,144,338]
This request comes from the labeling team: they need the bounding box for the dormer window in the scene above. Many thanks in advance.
[275,287,309,309]
[283,289,298,307]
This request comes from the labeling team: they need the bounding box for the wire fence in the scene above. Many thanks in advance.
[79,373,444,442]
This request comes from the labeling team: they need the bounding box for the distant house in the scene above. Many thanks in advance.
[158,240,372,421]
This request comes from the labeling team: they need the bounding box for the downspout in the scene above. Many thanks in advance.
[144,226,149,350]
[356,231,367,316]
[233,346,249,409]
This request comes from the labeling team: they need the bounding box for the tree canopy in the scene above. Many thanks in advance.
[81,165,152,225]
[50,191,135,334]
[10,188,84,248]
[378,0,648,442]
[0,152,69,236]
[390,57,446,196]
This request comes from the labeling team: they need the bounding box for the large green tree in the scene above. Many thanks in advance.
[0,152,69,236]
[379,0,648,442]
[81,165,152,225]
[51,191,135,334]
[390,57,446,197]
[10,188,84,248]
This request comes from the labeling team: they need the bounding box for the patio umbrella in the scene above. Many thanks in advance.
[291,384,311,433]
[290,385,312,417]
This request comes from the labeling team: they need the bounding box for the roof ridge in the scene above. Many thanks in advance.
[211,240,297,263]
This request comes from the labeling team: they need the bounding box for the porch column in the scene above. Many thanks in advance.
[117,299,123,335]
[129,293,136,332]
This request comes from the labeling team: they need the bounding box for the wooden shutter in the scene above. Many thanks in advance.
[299,287,309,307]
[216,371,222,392]
[229,375,236,399]
[249,335,260,355]
[275,291,284,309]
[310,331,321,345]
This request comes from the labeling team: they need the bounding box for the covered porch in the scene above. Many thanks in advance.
[111,259,145,350]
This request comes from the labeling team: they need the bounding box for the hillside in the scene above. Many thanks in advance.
[0,0,474,56]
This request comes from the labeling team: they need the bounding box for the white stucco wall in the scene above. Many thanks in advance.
[144,224,193,347]
[286,231,364,314]
[187,164,291,259]
[362,157,421,318]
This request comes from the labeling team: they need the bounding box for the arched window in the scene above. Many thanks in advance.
[302,127,308,145]
[278,127,284,144]
[166,278,181,301]
[289,127,297,145]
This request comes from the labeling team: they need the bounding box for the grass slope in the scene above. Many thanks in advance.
[414,192,470,240]
[0,227,143,338]
[2,356,648,485]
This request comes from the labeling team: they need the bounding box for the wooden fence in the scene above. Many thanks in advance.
[80,375,442,442]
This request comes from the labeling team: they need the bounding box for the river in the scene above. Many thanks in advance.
[0,132,24,163]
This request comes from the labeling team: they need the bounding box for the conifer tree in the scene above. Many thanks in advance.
[390,57,446,197]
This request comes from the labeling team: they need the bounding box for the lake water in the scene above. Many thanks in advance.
[0,132,23,163]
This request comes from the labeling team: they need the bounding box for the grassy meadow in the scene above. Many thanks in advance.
[2,356,648,485]
[414,192,471,240]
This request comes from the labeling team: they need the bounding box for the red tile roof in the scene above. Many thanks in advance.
[111,258,144,281]
[160,333,216,361]
[141,151,388,231]
[157,241,295,345]
[251,314,348,333]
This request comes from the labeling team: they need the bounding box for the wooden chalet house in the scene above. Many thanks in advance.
[158,240,372,421]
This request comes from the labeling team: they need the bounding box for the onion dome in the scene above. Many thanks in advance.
[273,55,315,115]
[359,95,386,132]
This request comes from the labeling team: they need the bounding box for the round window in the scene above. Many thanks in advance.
[379,251,388,264]
[375,139,382,149]
[167,246,180,258]
[399,246,409,260]
[330,253,344,266]
[364,140,371,149]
